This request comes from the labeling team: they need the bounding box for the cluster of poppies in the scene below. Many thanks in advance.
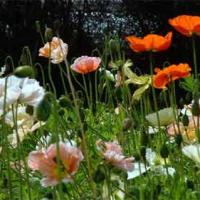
[126,15,200,89]
[32,15,200,187]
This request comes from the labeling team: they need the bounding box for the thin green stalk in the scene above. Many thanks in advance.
[58,64,67,95]
[192,35,198,78]
[82,75,90,107]
[47,43,57,97]
[35,63,46,87]
[149,52,161,130]
[2,77,13,199]
[63,58,97,198]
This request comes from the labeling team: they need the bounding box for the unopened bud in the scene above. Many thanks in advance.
[59,96,72,109]
[93,165,105,183]
[45,27,53,43]
[35,95,51,121]
[191,100,200,116]
[160,144,169,159]
[35,20,41,33]
[14,65,35,78]
[175,134,182,147]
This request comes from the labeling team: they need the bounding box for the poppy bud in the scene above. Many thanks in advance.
[35,96,51,121]
[140,132,149,147]
[14,65,35,78]
[105,70,115,82]
[186,180,194,190]
[122,118,133,131]
[79,108,85,122]
[160,144,169,159]
[182,114,189,126]
[140,146,146,160]
[175,134,183,147]
[179,98,185,108]
[26,105,34,115]
[185,92,192,104]
[191,100,200,116]
[53,19,61,33]
[59,96,72,108]
[35,20,41,33]
[45,27,53,43]
[93,165,105,183]
[58,108,65,116]
[109,39,119,53]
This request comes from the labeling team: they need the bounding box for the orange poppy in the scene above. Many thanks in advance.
[153,63,191,89]
[125,32,172,52]
[169,15,200,37]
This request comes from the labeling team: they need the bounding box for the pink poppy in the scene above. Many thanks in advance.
[28,142,84,187]
[96,140,134,171]
[71,56,101,74]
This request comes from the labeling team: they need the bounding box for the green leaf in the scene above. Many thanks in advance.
[179,76,195,92]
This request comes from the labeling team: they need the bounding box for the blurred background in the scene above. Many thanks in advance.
[0,0,199,77]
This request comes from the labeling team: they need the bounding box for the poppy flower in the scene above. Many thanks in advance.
[153,63,191,89]
[28,142,84,187]
[169,15,200,37]
[96,140,134,171]
[167,116,198,143]
[39,37,68,64]
[125,32,172,52]
[71,56,101,74]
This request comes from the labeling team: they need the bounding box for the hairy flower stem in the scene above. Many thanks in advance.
[12,104,32,200]
[48,43,57,97]
[63,58,96,198]
[192,35,198,79]
[149,52,161,132]
[2,78,13,199]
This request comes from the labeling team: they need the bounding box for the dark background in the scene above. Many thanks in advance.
[0,0,199,94]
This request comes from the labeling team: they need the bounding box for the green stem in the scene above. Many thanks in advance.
[48,42,57,97]
[149,52,161,130]
[192,35,198,79]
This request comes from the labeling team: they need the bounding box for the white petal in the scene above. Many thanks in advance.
[127,162,150,180]
[182,144,200,164]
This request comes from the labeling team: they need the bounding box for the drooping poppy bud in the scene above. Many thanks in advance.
[14,65,35,78]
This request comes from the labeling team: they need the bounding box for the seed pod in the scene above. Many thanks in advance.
[160,144,169,159]
[14,65,35,78]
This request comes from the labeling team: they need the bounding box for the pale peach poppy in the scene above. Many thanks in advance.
[96,140,134,171]
[167,116,199,143]
[71,56,101,74]
[39,37,68,64]
[28,142,84,187]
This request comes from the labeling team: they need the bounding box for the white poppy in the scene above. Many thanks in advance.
[182,144,200,164]
[146,107,177,126]
[19,78,45,107]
